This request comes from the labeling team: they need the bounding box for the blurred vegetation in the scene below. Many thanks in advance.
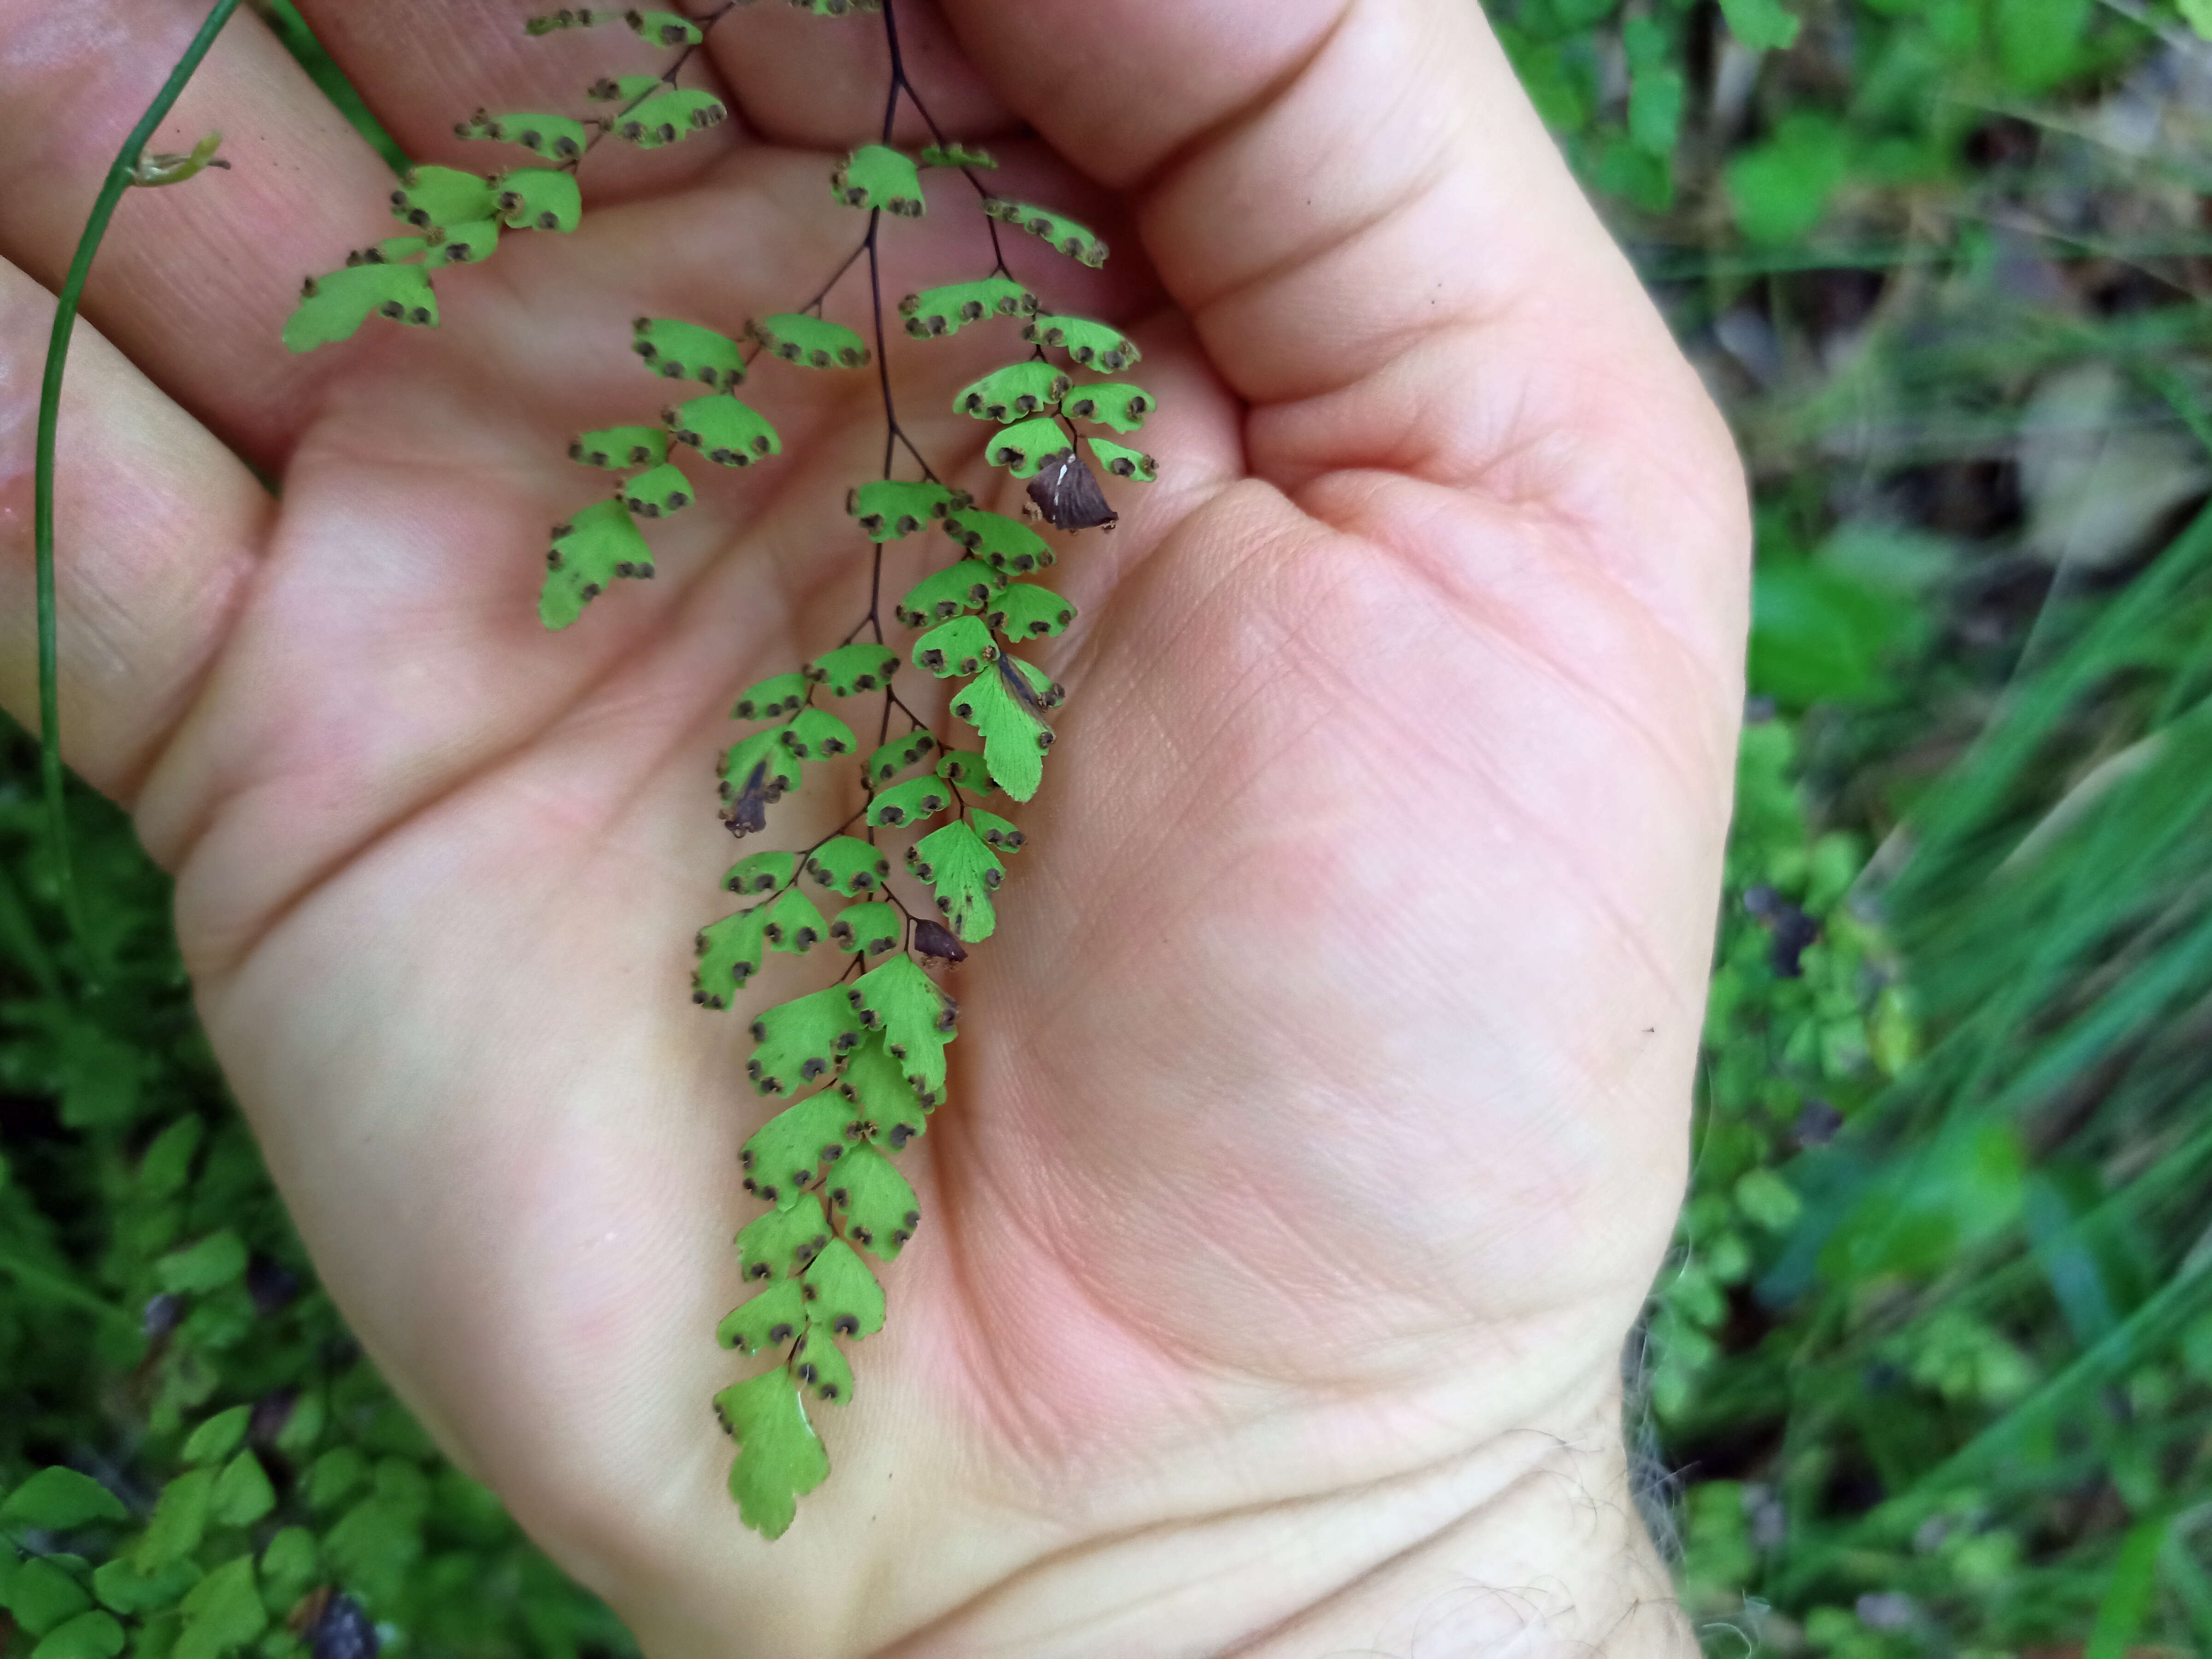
[8,0,2212,1653]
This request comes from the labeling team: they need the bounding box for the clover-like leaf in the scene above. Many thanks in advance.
[949,658,1053,801]
[983,415,1071,480]
[733,672,809,721]
[778,707,856,761]
[807,642,900,694]
[805,836,890,895]
[542,500,653,629]
[898,276,1036,338]
[714,1371,829,1540]
[983,582,1073,638]
[0,1468,128,1531]
[895,559,1001,627]
[389,165,497,229]
[823,1142,921,1261]
[619,462,695,518]
[914,615,999,677]
[1024,314,1141,371]
[724,849,797,894]
[735,1192,832,1280]
[867,774,950,828]
[633,317,746,388]
[982,197,1108,267]
[568,424,666,470]
[693,906,766,1008]
[611,88,728,147]
[789,1326,853,1404]
[751,314,869,368]
[1062,382,1153,433]
[906,820,1004,941]
[829,900,902,957]
[800,1238,886,1339]
[847,955,957,1100]
[919,141,995,168]
[864,730,936,783]
[832,144,924,215]
[971,808,1026,854]
[740,1089,856,1205]
[837,1034,934,1132]
[456,109,589,160]
[760,886,829,954]
[955,361,1071,423]
[423,219,500,267]
[943,507,1054,575]
[1088,437,1157,481]
[666,393,781,465]
[748,984,865,1095]
[627,6,703,42]
[847,480,967,541]
[717,1279,806,1353]
[934,748,994,791]
[495,166,582,231]
[282,264,437,353]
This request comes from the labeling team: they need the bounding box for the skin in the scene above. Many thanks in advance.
[0,0,1747,1651]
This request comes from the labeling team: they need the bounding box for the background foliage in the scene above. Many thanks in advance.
[7,0,2212,1652]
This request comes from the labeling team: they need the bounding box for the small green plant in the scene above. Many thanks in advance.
[279,0,1155,1538]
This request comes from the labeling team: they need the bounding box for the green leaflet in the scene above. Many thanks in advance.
[182,1406,249,1465]
[943,507,1053,576]
[718,1278,806,1353]
[134,1467,214,1570]
[984,582,1074,638]
[92,1553,200,1615]
[527,7,694,36]
[423,219,499,267]
[832,145,924,216]
[804,836,889,895]
[751,314,869,369]
[807,642,899,694]
[666,393,781,465]
[713,1371,828,1541]
[627,7,704,43]
[895,560,1001,627]
[1025,313,1141,371]
[1,1468,127,1530]
[732,672,808,720]
[847,480,967,541]
[389,165,497,230]
[934,748,993,791]
[724,849,797,894]
[1062,382,1153,433]
[919,141,995,168]
[955,361,1070,422]
[983,415,1071,480]
[982,197,1109,268]
[618,462,694,518]
[793,0,881,12]
[781,706,856,760]
[587,74,662,102]
[950,658,1054,802]
[256,1529,316,1608]
[914,615,998,678]
[495,167,582,231]
[828,900,901,957]
[801,1239,886,1339]
[847,955,957,1101]
[282,264,436,353]
[542,498,653,629]
[906,821,1004,942]
[30,1611,126,1659]
[864,730,936,783]
[747,983,865,1095]
[693,906,766,1007]
[971,807,1026,854]
[735,1193,832,1280]
[633,318,746,389]
[455,109,588,161]
[823,1143,920,1261]
[155,1230,247,1294]
[739,1089,854,1205]
[568,424,666,470]
[9,1556,90,1636]
[789,1327,853,1404]
[867,774,950,828]
[898,277,1036,338]
[611,88,728,147]
[720,726,800,808]
[175,1556,265,1657]
[838,1034,933,1134]
[303,1448,365,1512]
[346,235,430,265]
[1089,437,1157,481]
[207,1452,273,1529]
[760,886,829,953]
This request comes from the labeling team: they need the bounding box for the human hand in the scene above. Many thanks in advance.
[0,0,1745,1649]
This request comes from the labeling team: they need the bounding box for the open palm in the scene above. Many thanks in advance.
[0,0,1746,1650]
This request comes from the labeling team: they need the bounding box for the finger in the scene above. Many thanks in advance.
[941,0,1747,669]
[0,256,269,803]
[0,0,405,466]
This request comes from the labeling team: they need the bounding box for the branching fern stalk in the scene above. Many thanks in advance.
[285,0,1159,1537]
